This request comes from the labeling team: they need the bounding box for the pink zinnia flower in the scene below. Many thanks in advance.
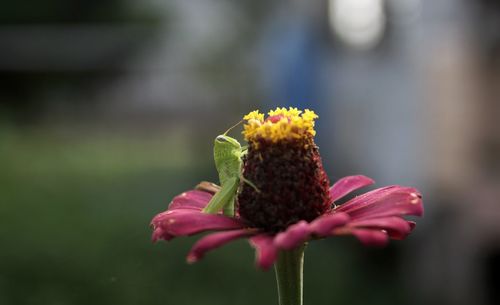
[151,108,423,270]
[151,176,423,269]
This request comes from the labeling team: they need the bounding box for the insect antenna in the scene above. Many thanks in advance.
[223,120,244,136]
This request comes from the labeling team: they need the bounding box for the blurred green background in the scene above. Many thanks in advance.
[0,125,412,305]
[2,1,500,305]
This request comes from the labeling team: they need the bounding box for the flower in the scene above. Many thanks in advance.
[151,108,423,270]
[238,108,329,232]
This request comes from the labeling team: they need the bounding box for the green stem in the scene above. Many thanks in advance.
[274,244,306,305]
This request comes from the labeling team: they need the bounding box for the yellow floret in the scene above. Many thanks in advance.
[242,107,318,142]
[243,110,264,122]
[268,107,302,118]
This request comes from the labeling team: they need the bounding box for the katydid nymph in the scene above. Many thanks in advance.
[202,122,258,217]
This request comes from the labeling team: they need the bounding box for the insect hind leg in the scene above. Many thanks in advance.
[241,176,261,193]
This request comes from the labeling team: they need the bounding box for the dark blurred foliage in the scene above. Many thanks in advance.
[0,0,156,24]
[0,0,162,122]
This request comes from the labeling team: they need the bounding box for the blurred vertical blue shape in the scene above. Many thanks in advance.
[257,9,324,114]
[256,7,333,156]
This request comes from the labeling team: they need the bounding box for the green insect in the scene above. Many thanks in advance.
[201,122,258,217]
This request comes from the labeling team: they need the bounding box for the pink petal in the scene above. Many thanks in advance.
[309,212,350,236]
[335,186,423,219]
[348,217,412,239]
[249,234,279,270]
[329,175,375,203]
[168,190,213,211]
[151,209,244,237]
[333,228,389,247]
[274,221,310,250]
[389,221,417,240]
[351,229,389,246]
[187,229,256,263]
[151,227,174,242]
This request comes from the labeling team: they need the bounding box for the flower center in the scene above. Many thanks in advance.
[266,114,287,123]
[242,107,318,143]
[237,108,331,232]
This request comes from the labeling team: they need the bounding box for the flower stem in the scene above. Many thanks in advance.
[274,244,306,305]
